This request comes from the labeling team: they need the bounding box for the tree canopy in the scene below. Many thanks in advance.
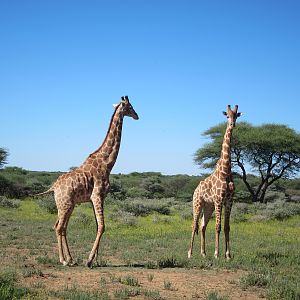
[0,148,8,169]
[194,122,300,202]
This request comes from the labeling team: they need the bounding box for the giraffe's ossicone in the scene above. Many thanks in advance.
[38,96,138,267]
[188,105,242,260]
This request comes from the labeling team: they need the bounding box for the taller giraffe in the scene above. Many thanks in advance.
[39,96,138,267]
[188,105,241,260]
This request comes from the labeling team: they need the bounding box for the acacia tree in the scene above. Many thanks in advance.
[0,148,8,169]
[194,122,300,203]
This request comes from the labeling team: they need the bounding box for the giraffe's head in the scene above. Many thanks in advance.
[223,105,242,128]
[114,96,139,120]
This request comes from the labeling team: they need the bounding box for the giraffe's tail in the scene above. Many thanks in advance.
[33,186,55,197]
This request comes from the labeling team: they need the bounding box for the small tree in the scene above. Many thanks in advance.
[109,178,127,200]
[194,122,300,203]
[0,148,8,169]
[141,176,165,198]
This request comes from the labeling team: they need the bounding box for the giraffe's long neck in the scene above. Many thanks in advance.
[99,106,124,172]
[85,105,124,173]
[216,124,233,179]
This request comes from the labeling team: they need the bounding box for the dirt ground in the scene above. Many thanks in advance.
[21,263,264,300]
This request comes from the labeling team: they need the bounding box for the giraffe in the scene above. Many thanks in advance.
[188,105,241,260]
[38,96,138,267]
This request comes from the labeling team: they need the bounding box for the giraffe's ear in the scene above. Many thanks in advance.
[223,111,228,116]
[237,112,242,117]
[113,104,118,108]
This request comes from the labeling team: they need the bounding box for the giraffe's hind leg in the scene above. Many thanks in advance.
[224,198,233,260]
[188,200,203,259]
[214,199,223,259]
[224,179,234,259]
[54,207,74,266]
[61,205,76,266]
[200,203,214,257]
[54,213,67,265]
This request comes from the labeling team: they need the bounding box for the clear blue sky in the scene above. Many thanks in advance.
[1,0,300,175]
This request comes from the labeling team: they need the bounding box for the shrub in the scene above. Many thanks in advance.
[157,257,186,268]
[0,196,21,208]
[234,190,252,203]
[180,209,192,220]
[50,286,110,300]
[119,275,140,287]
[0,270,29,300]
[37,194,57,214]
[206,291,230,300]
[114,287,141,299]
[120,198,171,216]
[110,210,137,227]
[249,214,269,222]
[75,212,92,227]
[36,255,57,265]
[263,201,300,221]
[230,203,249,223]
[147,274,154,282]
[267,275,300,300]
[240,271,271,289]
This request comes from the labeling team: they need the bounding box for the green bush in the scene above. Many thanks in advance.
[37,194,57,214]
[267,275,300,300]
[75,212,93,227]
[110,210,138,226]
[240,271,271,289]
[206,291,230,300]
[118,275,140,287]
[231,203,248,223]
[263,201,300,221]
[0,196,21,208]
[120,198,171,216]
[157,256,186,268]
[0,271,29,300]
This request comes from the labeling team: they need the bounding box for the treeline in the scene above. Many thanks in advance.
[0,166,299,203]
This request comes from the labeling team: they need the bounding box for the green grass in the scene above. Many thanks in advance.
[206,290,230,300]
[0,270,30,300]
[0,198,300,299]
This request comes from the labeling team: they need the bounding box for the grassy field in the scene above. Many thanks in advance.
[0,198,300,299]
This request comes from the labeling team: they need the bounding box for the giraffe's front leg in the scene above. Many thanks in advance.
[87,185,107,268]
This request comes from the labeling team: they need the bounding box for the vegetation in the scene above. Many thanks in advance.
[194,122,300,202]
[1,166,300,206]
[0,194,299,299]
[0,139,299,299]
[0,147,8,169]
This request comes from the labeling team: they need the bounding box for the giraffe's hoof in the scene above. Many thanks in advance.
[225,253,231,261]
[62,261,68,266]
[87,260,93,269]
[201,253,206,258]
[68,261,78,267]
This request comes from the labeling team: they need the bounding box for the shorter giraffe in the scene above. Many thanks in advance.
[188,105,242,260]
[37,96,138,267]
